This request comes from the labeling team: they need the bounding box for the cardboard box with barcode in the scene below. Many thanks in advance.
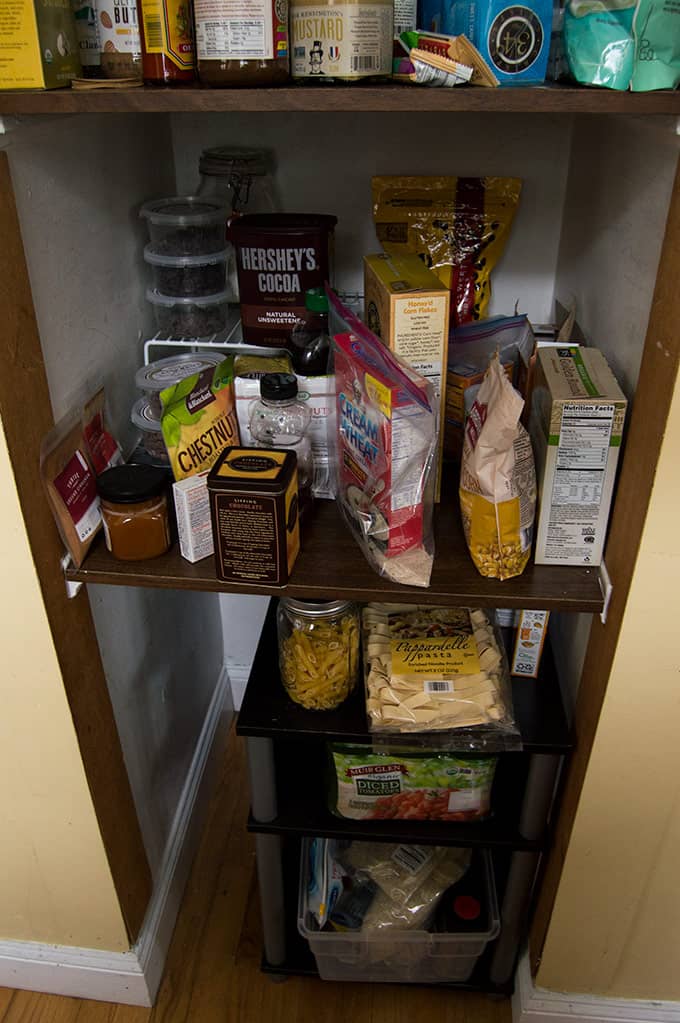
[0,0,81,89]
[364,252,450,500]
[529,347,626,567]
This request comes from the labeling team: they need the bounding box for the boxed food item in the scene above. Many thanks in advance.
[530,346,627,566]
[364,252,450,500]
[361,603,520,749]
[173,472,213,563]
[444,0,552,84]
[207,447,300,586]
[511,610,550,678]
[0,0,81,89]
[329,744,498,821]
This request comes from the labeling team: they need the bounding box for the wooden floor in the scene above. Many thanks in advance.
[0,732,512,1023]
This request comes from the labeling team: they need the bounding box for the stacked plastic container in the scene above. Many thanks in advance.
[130,352,226,468]
[139,197,231,339]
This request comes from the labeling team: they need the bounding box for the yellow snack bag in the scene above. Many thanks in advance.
[372,176,521,327]
[160,357,239,480]
[459,354,536,580]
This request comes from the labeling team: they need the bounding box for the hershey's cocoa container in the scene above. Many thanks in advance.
[231,213,337,347]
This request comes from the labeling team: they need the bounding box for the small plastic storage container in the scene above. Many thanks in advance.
[131,397,170,465]
[298,841,500,984]
[144,245,230,297]
[147,289,230,338]
[139,197,228,255]
[136,353,226,416]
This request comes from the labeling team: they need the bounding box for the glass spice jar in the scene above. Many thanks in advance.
[97,464,171,561]
[277,598,360,710]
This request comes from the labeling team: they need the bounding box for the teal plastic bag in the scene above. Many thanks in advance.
[631,0,680,91]
[564,0,635,89]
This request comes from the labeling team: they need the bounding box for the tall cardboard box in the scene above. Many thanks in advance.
[364,252,450,499]
[0,0,81,89]
[530,346,627,567]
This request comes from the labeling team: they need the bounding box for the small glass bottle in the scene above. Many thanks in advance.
[249,374,313,509]
[97,464,171,561]
[290,287,331,377]
[277,598,360,710]
[139,0,196,84]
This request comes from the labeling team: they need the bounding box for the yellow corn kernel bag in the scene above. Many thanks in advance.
[459,354,536,580]
[372,176,521,328]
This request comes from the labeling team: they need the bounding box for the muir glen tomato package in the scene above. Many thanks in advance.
[329,290,437,588]
[329,745,498,822]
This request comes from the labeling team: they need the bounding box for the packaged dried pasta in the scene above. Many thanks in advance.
[362,603,521,751]
[277,598,360,711]
[459,354,536,580]
[372,176,521,327]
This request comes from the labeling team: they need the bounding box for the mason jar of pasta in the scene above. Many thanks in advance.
[277,598,360,711]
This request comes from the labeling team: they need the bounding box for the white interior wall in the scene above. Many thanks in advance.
[171,112,573,321]
[170,111,575,693]
[550,115,680,712]
[4,113,229,879]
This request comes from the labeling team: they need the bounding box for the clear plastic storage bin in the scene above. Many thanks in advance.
[298,841,500,984]
[144,245,230,297]
[146,289,230,338]
[139,197,228,255]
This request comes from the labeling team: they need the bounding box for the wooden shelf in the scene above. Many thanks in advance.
[248,742,539,850]
[237,601,574,753]
[1,83,679,115]
[67,496,603,611]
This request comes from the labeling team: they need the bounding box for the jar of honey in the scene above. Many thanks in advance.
[98,464,171,561]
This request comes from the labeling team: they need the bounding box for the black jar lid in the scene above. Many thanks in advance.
[97,464,168,504]
[260,373,298,401]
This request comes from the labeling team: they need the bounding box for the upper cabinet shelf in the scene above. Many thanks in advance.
[1,84,679,116]
[66,496,604,612]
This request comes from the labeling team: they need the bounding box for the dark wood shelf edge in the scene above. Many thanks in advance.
[2,83,679,115]
[246,812,544,852]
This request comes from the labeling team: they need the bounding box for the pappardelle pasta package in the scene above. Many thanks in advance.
[362,603,521,751]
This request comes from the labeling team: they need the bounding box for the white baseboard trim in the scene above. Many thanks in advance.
[513,951,680,1023]
[225,662,250,710]
[0,666,233,1007]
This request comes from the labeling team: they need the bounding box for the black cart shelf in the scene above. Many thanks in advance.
[236,600,573,995]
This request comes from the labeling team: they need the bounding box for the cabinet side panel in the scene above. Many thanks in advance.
[0,149,152,941]
[531,153,680,983]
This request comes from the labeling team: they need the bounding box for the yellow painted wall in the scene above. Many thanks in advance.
[537,367,680,999]
[0,416,129,951]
